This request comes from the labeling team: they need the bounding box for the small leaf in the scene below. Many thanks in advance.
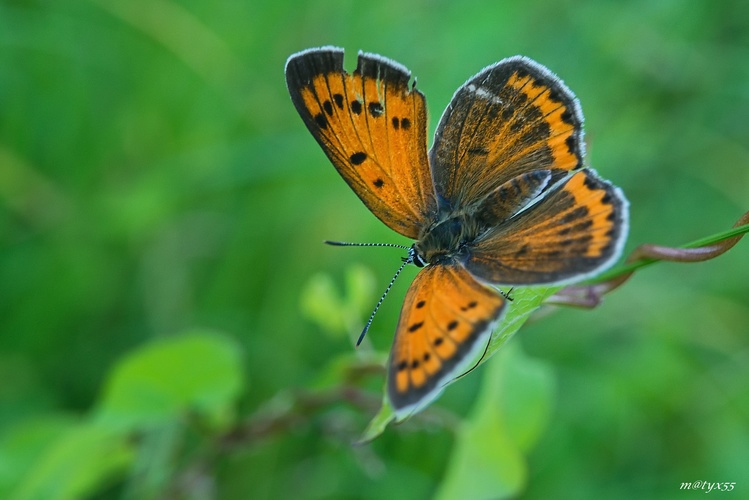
[357,396,395,444]
[13,422,134,500]
[436,343,555,500]
[94,331,244,431]
[0,415,78,498]
[300,264,376,339]
[300,273,346,335]
[343,264,376,324]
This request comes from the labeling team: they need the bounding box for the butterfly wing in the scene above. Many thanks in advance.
[388,263,506,417]
[429,56,583,212]
[285,47,436,239]
[465,169,628,285]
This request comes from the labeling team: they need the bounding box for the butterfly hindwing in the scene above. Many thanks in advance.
[285,47,436,239]
[430,56,584,212]
[388,264,506,416]
[465,169,628,285]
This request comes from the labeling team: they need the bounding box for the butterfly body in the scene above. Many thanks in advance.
[286,47,629,418]
[414,168,555,267]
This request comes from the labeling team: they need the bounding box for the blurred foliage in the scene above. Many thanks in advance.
[1,0,748,498]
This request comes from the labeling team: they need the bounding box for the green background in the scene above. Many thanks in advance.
[1,0,748,498]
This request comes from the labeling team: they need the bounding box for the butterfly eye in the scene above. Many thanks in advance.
[408,246,427,267]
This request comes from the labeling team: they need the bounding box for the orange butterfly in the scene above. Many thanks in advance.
[285,47,628,418]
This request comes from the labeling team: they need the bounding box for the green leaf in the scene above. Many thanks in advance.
[0,415,78,498]
[300,273,347,335]
[12,422,134,500]
[357,396,396,445]
[94,331,244,431]
[436,343,555,500]
[483,286,562,358]
[362,285,560,436]
[300,265,375,338]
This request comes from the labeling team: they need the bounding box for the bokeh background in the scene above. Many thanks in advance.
[2,0,748,498]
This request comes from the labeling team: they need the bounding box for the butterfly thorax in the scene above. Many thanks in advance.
[414,212,484,266]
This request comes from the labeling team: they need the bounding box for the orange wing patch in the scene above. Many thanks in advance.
[285,48,435,239]
[430,56,584,211]
[466,168,628,285]
[388,264,506,416]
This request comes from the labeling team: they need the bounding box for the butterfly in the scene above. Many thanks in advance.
[285,47,628,419]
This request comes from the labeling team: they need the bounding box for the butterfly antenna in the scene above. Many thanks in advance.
[325,240,410,250]
[356,253,413,347]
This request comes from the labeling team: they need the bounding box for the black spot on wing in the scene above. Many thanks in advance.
[547,86,565,104]
[531,77,547,88]
[565,135,577,155]
[350,152,367,165]
[369,102,384,117]
[583,174,600,191]
[314,113,327,129]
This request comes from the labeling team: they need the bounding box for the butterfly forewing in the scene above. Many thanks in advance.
[430,56,584,212]
[285,48,436,239]
[388,264,505,416]
[466,169,628,285]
